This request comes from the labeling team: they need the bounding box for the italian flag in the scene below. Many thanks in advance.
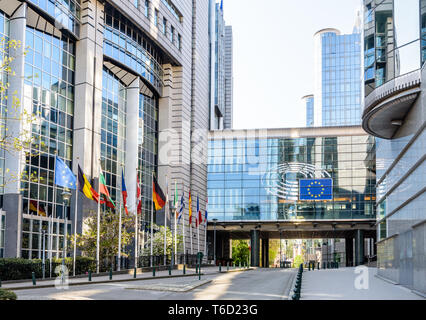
[99,169,115,209]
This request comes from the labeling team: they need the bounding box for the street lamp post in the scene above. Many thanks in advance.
[61,188,72,283]
[212,218,218,266]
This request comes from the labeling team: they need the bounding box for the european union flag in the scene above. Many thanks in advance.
[299,178,332,201]
[54,156,77,189]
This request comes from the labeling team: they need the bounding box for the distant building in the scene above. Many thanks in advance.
[303,95,315,127]
[209,1,233,130]
[310,22,362,127]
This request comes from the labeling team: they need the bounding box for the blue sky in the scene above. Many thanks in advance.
[223,0,362,129]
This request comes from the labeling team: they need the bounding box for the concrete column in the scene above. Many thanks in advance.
[250,230,260,267]
[3,194,23,257]
[3,2,27,195]
[262,236,269,268]
[73,0,104,180]
[345,237,354,267]
[125,78,140,213]
[355,230,365,266]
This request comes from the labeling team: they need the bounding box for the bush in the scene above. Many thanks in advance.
[0,289,17,300]
[0,257,96,281]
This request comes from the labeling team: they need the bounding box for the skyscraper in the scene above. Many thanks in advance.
[209,0,233,130]
[0,0,211,260]
[308,21,362,127]
[303,95,315,127]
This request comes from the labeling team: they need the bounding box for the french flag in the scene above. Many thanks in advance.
[122,169,128,215]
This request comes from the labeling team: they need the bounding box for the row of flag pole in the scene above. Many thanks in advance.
[48,154,209,274]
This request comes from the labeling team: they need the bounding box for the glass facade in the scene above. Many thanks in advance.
[104,5,164,94]
[321,32,361,126]
[305,96,314,127]
[364,0,425,96]
[137,94,158,224]
[208,135,376,222]
[21,25,75,259]
[101,67,127,205]
[28,0,81,36]
[0,11,9,208]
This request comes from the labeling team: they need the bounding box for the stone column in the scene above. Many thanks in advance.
[250,230,260,267]
[3,194,23,257]
[125,78,140,213]
[3,2,27,195]
[355,230,365,266]
[262,235,269,268]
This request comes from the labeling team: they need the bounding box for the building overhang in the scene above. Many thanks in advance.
[362,69,421,139]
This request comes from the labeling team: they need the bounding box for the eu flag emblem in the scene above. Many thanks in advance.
[299,178,332,201]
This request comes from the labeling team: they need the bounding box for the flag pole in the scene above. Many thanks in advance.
[182,188,186,265]
[96,159,101,274]
[204,198,208,259]
[73,157,79,277]
[118,200,122,272]
[197,197,200,254]
[190,191,193,255]
[164,175,168,266]
[150,171,154,267]
[50,151,58,278]
[135,168,139,269]
[174,181,177,265]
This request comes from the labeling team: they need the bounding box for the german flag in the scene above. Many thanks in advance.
[29,200,46,217]
[152,176,166,211]
[78,165,99,203]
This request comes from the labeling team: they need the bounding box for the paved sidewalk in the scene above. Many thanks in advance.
[1,266,252,291]
[300,267,424,300]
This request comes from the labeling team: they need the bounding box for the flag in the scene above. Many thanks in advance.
[299,178,333,201]
[220,0,223,11]
[188,190,192,226]
[196,196,202,227]
[99,169,115,209]
[152,175,166,211]
[29,200,46,217]
[136,173,142,215]
[54,156,76,189]
[78,165,99,203]
[121,169,128,215]
[205,197,208,225]
[178,191,184,222]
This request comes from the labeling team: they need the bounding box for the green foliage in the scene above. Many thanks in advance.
[0,288,17,300]
[141,223,183,256]
[0,257,96,281]
[293,255,304,268]
[232,240,250,265]
[71,209,135,266]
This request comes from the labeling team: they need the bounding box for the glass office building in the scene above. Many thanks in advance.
[208,128,376,222]
[362,0,426,294]
[313,28,362,127]
[303,95,314,127]
[0,0,212,261]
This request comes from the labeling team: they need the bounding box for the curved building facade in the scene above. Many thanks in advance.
[0,0,211,262]
[362,0,426,295]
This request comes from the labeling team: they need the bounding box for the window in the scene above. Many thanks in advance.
[178,33,182,50]
[154,9,159,26]
[163,17,167,35]
[170,25,174,43]
[145,0,149,17]
[134,0,139,9]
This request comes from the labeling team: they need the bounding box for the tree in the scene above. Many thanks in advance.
[0,36,43,188]
[71,209,135,267]
[141,223,183,256]
[232,240,250,265]
[293,255,304,268]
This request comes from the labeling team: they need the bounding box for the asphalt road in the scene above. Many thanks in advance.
[16,268,296,300]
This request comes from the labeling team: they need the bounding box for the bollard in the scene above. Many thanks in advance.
[153,266,156,277]
[219,263,222,272]
[109,268,113,280]
[169,265,172,276]
[134,267,137,279]
[183,264,186,275]
[308,263,311,271]
[32,272,36,286]
[227,262,229,271]
[336,262,339,269]
[88,270,92,281]
[318,262,320,270]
